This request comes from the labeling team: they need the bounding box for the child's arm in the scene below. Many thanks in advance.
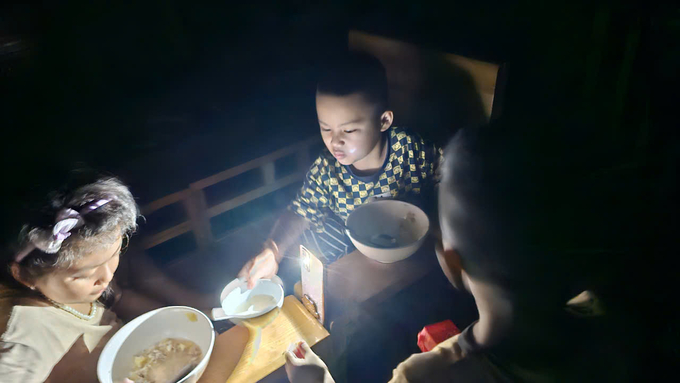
[239,211,308,289]
[269,210,310,260]
[112,246,216,320]
[110,287,166,322]
[239,156,329,288]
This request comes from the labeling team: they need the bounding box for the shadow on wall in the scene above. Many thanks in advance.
[409,51,489,143]
[348,30,500,144]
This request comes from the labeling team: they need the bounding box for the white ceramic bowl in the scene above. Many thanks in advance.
[97,306,215,383]
[346,200,430,263]
[211,277,284,324]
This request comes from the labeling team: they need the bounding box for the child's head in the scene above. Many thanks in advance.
[437,127,597,308]
[316,51,393,166]
[3,177,139,305]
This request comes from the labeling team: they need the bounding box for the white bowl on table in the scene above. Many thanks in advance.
[346,200,430,263]
[211,276,285,325]
[97,306,215,383]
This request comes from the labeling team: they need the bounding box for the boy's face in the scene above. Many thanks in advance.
[316,92,392,166]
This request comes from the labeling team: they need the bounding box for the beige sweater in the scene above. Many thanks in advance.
[388,329,508,383]
[0,293,121,383]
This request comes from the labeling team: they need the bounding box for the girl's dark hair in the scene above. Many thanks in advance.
[2,177,139,289]
[316,50,389,113]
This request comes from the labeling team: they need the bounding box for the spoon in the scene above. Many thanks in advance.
[210,277,284,322]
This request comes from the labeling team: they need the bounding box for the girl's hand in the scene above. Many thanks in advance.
[284,341,334,383]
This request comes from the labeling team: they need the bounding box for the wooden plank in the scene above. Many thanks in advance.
[444,53,500,94]
[490,63,508,121]
[142,221,193,249]
[190,136,317,190]
[141,137,319,250]
[326,236,439,307]
[226,296,330,383]
[140,189,190,215]
[297,146,311,170]
[262,162,276,185]
[348,29,501,120]
[444,54,499,118]
[206,171,305,218]
[320,237,439,383]
[182,190,214,248]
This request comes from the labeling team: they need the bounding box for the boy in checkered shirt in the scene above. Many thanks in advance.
[238,51,442,288]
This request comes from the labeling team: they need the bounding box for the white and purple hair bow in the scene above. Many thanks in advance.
[14,198,112,262]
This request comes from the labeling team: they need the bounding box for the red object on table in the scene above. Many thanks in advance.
[294,342,305,359]
[417,320,461,352]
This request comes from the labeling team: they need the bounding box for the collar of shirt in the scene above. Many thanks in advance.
[342,131,393,183]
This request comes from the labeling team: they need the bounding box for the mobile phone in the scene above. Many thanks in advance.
[300,244,325,324]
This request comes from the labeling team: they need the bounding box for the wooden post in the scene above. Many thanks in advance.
[262,161,276,185]
[297,143,311,172]
[142,137,317,250]
[183,189,213,249]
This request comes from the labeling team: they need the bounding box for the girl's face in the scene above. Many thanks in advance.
[34,236,122,305]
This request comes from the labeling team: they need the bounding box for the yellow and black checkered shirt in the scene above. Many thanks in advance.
[290,126,443,232]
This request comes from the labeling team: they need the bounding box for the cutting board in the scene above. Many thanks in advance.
[226,295,330,383]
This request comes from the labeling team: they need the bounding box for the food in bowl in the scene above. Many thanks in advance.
[212,278,284,323]
[127,338,202,383]
[233,294,278,314]
[346,200,429,263]
[98,307,215,383]
[368,211,419,247]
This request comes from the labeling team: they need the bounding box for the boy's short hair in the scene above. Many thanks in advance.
[441,128,535,290]
[316,50,389,113]
[441,125,625,303]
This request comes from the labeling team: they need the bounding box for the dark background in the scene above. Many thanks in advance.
[1,0,677,379]
[2,0,670,201]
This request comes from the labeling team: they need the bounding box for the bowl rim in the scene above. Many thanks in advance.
[97,306,216,383]
[345,200,430,250]
[219,277,285,319]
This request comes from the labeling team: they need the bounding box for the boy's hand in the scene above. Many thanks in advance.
[284,341,334,383]
[238,248,279,290]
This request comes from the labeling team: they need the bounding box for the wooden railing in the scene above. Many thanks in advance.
[349,30,504,122]
[141,31,504,252]
[140,136,319,250]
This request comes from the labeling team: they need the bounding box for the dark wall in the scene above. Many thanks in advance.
[0,0,666,229]
[1,1,675,377]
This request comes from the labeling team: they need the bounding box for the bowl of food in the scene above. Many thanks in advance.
[97,306,215,383]
[346,200,430,263]
[211,276,284,324]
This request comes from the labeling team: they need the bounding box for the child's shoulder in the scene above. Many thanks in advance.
[389,126,438,152]
[0,304,84,382]
[0,289,48,337]
[390,126,428,143]
[310,148,339,171]
[2,304,61,341]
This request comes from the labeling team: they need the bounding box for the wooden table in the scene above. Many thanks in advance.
[194,236,440,383]
[198,296,329,383]
[321,237,440,382]
[199,326,250,383]
[327,236,439,312]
